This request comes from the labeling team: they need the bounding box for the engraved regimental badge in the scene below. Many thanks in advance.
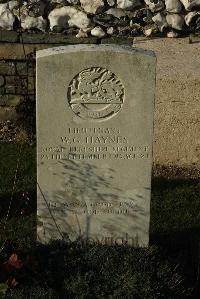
[67,67,124,120]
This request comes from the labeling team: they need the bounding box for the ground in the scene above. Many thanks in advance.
[134,37,200,168]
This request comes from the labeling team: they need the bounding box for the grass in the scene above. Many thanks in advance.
[0,143,36,196]
[0,143,199,298]
[0,143,36,251]
[151,178,200,234]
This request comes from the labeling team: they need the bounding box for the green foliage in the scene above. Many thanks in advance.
[1,287,56,299]
[0,215,36,251]
[0,284,8,296]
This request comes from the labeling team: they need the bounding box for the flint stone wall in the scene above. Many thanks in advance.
[0,0,199,38]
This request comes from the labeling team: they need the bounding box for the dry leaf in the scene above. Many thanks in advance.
[7,254,23,269]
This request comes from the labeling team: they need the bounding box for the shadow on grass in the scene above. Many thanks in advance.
[0,190,36,219]
[150,175,200,298]
[153,177,199,191]
[0,241,196,299]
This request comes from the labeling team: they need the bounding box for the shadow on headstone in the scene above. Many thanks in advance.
[37,157,149,247]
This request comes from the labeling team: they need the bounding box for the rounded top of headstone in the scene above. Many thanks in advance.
[36,44,156,59]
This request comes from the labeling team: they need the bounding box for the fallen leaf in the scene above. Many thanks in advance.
[7,254,23,269]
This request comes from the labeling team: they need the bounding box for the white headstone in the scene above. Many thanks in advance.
[37,44,156,246]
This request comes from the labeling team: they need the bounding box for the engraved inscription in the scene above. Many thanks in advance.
[40,127,150,161]
[68,67,124,120]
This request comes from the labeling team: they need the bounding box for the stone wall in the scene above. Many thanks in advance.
[0,57,35,113]
[0,1,200,38]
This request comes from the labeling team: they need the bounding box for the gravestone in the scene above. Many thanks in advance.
[37,44,156,246]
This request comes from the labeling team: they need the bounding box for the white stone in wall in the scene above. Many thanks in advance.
[76,28,88,38]
[67,0,79,4]
[185,11,200,25]
[51,0,68,3]
[0,3,15,30]
[80,0,104,14]
[144,0,164,13]
[144,27,153,36]
[21,16,47,32]
[91,26,106,37]
[106,8,126,18]
[51,0,80,5]
[0,3,9,15]
[13,1,46,18]
[48,6,90,30]
[152,12,168,32]
[165,0,183,13]
[107,26,114,34]
[8,1,18,11]
[117,0,141,10]
[107,0,116,6]
[180,0,200,11]
[167,30,179,37]
[166,13,185,30]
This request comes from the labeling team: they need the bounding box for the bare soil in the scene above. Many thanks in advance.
[134,37,200,168]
